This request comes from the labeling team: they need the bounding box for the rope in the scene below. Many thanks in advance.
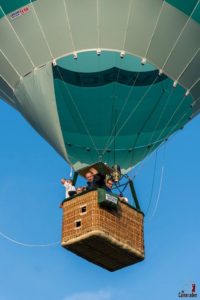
[103,0,199,157]
[0,230,59,247]
[55,65,100,156]
[144,149,158,215]
[0,74,14,91]
[0,6,35,68]
[30,1,54,59]
[193,96,200,106]
[189,78,200,92]
[176,48,200,83]
[0,49,21,77]
[102,56,127,153]
[146,144,166,221]
[140,111,187,176]
[122,0,133,50]
[133,86,174,171]
[130,84,175,172]
[161,0,200,71]
[145,1,165,58]
[147,85,175,145]
[103,70,142,154]
[129,88,166,166]
[154,93,187,142]
[0,87,16,106]
[96,0,100,48]
[131,90,189,180]
[63,0,76,52]
[147,165,164,221]
[103,73,160,154]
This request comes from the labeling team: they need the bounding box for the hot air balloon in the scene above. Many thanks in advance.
[0,0,199,271]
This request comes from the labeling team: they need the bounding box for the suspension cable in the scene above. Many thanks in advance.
[176,48,200,83]
[122,0,133,50]
[103,73,160,155]
[0,49,21,77]
[145,1,165,58]
[130,84,174,172]
[103,69,142,154]
[30,1,54,59]
[0,230,59,247]
[129,87,166,167]
[144,149,158,215]
[55,65,100,156]
[63,0,76,52]
[0,6,35,68]
[161,0,200,71]
[131,90,189,180]
[145,143,166,221]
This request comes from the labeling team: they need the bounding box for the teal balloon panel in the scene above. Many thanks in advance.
[53,51,192,171]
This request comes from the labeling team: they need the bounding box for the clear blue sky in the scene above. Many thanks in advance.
[0,99,199,300]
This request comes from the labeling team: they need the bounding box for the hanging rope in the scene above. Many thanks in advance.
[103,0,199,158]
[0,230,59,247]
[103,70,142,155]
[131,87,189,181]
[147,164,165,221]
[142,91,188,162]
[102,53,127,153]
[144,149,158,216]
[130,85,174,173]
[129,87,166,167]
[146,144,166,221]
[103,73,160,155]
[55,65,101,156]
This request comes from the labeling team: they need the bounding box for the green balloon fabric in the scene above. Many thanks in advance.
[0,0,199,172]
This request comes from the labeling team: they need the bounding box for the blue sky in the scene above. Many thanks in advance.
[0,99,199,300]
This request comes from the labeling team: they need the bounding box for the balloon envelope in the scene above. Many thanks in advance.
[0,0,199,172]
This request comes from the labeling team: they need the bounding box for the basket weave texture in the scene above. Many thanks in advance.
[62,190,144,271]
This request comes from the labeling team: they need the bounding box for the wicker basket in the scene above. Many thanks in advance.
[61,189,144,271]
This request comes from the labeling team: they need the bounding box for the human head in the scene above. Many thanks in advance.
[61,178,67,185]
[76,187,83,194]
[66,179,73,185]
[89,167,98,175]
[61,178,73,185]
[106,178,113,189]
[85,172,94,182]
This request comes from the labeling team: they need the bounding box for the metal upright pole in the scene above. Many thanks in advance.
[129,179,141,211]
[72,171,78,186]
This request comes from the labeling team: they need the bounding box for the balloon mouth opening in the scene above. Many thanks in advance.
[56,49,158,74]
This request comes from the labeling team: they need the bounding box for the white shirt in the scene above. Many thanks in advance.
[63,182,76,198]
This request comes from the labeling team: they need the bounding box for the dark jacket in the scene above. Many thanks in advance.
[86,172,106,190]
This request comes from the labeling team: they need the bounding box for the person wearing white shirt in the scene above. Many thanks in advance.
[61,178,76,198]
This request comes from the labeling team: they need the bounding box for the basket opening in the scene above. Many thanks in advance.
[75,220,81,228]
[81,206,87,214]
